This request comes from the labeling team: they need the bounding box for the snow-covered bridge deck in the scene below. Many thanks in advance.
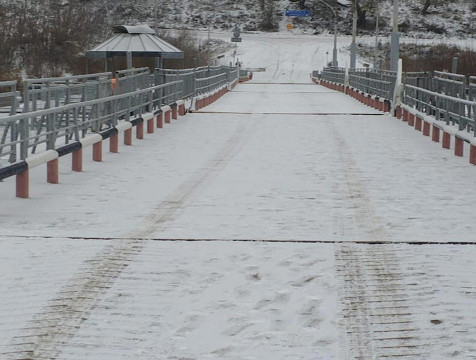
[1,78,476,359]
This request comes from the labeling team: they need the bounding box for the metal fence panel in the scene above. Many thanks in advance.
[0,81,183,164]
[22,73,113,115]
[403,84,476,137]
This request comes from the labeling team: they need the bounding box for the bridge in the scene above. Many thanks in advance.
[1,32,476,359]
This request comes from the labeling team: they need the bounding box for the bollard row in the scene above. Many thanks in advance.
[315,77,476,166]
[0,103,185,198]
[318,79,391,113]
[396,104,476,166]
[192,79,237,112]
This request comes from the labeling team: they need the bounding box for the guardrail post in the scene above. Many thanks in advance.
[165,109,171,124]
[147,116,155,133]
[110,133,119,153]
[344,67,349,89]
[396,106,402,119]
[470,144,476,165]
[72,148,82,172]
[20,119,28,161]
[415,115,422,131]
[124,129,132,146]
[402,108,408,121]
[454,137,464,157]
[422,120,431,136]
[16,169,29,198]
[22,80,29,114]
[179,102,186,116]
[192,61,197,99]
[172,105,178,120]
[432,125,440,142]
[136,121,144,139]
[157,113,163,128]
[93,141,102,162]
[392,59,403,114]
[442,131,451,149]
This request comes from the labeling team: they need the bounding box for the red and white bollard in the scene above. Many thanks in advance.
[442,131,451,149]
[415,116,423,131]
[470,143,476,165]
[110,132,119,153]
[396,106,402,119]
[432,125,440,143]
[422,120,431,136]
[157,113,163,128]
[455,136,464,157]
[408,113,415,127]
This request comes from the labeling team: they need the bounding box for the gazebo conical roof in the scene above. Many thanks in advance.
[86,25,184,59]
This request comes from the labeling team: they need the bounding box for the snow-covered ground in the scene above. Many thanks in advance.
[1,32,476,359]
[208,30,367,78]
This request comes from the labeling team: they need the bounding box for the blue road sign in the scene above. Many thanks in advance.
[285,9,311,17]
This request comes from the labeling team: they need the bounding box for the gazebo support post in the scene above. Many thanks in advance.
[127,51,133,69]
[156,56,163,69]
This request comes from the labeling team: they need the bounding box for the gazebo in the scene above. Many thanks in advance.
[86,25,184,69]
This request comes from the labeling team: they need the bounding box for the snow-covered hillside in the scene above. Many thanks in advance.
[112,0,475,39]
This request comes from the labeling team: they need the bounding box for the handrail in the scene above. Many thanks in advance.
[0,81,20,116]
[1,65,239,165]
[0,80,183,163]
[405,84,475,106]
[403,83,476,137]
[317,65,476,138]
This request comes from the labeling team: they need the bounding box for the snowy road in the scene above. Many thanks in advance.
[2,32,476,359]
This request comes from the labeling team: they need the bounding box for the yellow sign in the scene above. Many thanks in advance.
[286,23,293,29]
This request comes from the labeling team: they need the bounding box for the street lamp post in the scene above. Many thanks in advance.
[350,0,357,68]
[318,0,338,67]
[390,0,399,71]
[374,2,379,69]
[154,0,162,69]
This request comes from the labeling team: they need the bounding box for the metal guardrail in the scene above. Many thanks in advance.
[196,73,228,95]
[0,81,20,117]
[321,67,345,84]
[155,69,195,99]
[0,65,239,166]
[317,65,476,138]
[22,73,113,115]
[403,84,476,137]
[320,67,434,101]
[156,65,237,99]
[239,69,248,78]
[229,68,239,82]
[0,81,183,164]
[402,72,431,89]
[469,77,476,118]
[431,71,466,99]
[349,69,395,100]
[115,67,152,95]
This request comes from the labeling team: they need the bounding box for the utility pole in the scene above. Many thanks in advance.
[350,0,357,68]
[154,0,158,33]
[390,0,399,71]
[318,0,338,67]
[374,2,379,69]
[154,0,161,69]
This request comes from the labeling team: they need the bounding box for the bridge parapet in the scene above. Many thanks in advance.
[314,64,476,165]
[0,64,239,197]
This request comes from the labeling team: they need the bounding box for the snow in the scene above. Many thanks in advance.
[1,30,476,359]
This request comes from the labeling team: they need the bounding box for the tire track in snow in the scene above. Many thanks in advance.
[327,121,425,359]
[4,119,254,360]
